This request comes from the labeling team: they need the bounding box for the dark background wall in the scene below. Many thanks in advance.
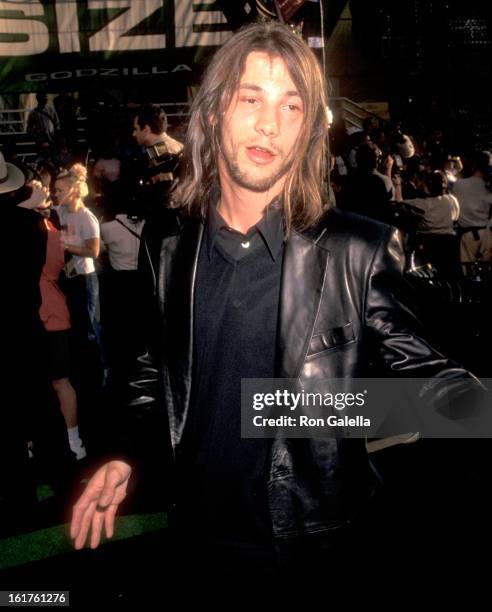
[349,0,492,149]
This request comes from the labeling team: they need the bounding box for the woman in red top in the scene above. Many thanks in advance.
[25,184,87,460]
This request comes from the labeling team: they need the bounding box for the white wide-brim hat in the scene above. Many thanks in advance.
[0,151,25,194]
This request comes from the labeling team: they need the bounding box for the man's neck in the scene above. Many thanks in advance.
[66,199,82,213]
[217,170,284,234]
[145,132,166,147]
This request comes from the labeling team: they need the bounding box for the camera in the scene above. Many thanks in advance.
[143,142,181,186]
[125,142,182,221]
[392,153,404,175]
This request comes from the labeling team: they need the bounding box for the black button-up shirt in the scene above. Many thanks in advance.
[175,201,284,554]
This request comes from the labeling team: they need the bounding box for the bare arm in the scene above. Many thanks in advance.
[450,195,460,222]
[65,237,100,258]
[17,181,49,210]
[392,176,403,202]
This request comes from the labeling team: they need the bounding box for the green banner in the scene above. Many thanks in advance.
[0,0,233,92]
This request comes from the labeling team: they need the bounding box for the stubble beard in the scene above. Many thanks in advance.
[221,141,295,193]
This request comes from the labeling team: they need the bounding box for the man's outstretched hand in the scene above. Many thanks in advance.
[70,460,132,550]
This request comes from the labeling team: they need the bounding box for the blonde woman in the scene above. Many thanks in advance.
[54,164,104,369]
[28,186,87,460]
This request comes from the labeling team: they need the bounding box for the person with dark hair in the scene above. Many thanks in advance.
[26,93,60,145]
[134,103,165,137]
[404,170,460,275]
[132,103,183,155]
[121,104,183,220]
[70,22,484,596]
[361,115,378,137]
[342,141,396,221]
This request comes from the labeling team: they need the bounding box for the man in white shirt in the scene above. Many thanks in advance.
[454,150,492,262]
[100,215,144,271]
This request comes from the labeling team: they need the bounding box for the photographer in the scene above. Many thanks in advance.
[122,104,183,222]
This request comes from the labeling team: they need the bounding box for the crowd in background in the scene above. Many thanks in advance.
[329,113,492,276]
[1,94,491,537]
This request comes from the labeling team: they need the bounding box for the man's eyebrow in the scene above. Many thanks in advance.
[239,83,301,97]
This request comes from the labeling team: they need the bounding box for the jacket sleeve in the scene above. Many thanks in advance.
[363,226,485,407]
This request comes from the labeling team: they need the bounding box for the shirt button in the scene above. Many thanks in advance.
[241,241,250,249]
[233,299,242,308]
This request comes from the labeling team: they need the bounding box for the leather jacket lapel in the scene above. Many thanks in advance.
[277,229,330,378]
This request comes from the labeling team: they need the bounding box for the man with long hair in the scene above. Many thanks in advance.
[70,22,482,594]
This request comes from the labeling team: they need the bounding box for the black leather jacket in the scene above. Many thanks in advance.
[124,207,480,543]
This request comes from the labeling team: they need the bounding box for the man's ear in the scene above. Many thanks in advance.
[208,113,217,127]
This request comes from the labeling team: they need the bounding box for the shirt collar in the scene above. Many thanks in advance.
[206,198,284,262]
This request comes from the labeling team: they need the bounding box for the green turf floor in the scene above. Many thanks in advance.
[0,512,168,570]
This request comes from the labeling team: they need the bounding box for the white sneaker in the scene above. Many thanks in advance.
[70,442,87,461]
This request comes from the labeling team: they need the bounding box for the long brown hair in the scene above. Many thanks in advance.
[173,21,330,232]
